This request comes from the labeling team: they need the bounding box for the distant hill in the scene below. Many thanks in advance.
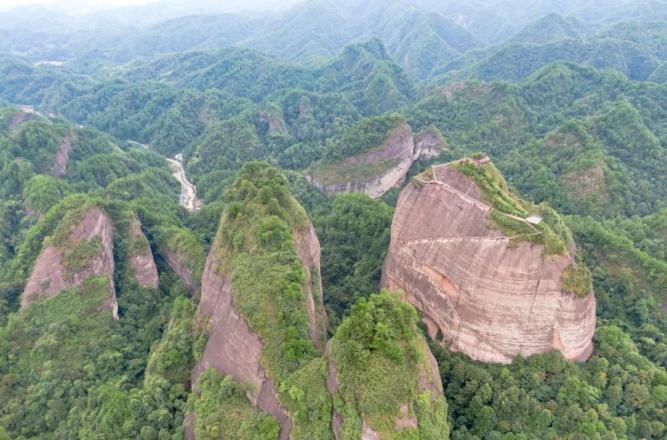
[509,13,591,44]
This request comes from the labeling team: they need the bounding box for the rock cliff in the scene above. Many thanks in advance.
[128,216,159,289]
[189,163,328,440]
[381,160,596,364]
[191,231,292,439]
[307,122,437,199]
[157,226,205,295]
[21,206,119,319]
[50,131,74,178]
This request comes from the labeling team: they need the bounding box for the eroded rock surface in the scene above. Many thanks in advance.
[164,249,198,294]
[50,131,74,178]
[294,222,328,350]
[413,127,446,160]
[307,123,417,199]
[128,216,159,289]
[22,206,119,319]
[191,231,292,440]
[381,164,596,364]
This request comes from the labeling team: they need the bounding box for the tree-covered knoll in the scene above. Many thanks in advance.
[408,63,666,222]
[330,290,449,439]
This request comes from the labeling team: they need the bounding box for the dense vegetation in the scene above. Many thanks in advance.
[208,162,332,439]
[0,1,666,439]
[330,291,450,439]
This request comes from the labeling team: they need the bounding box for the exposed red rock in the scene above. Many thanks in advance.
[413,127,446,161]
[50,131,75,178]
[8,109,37,132]
[293,222,328,350]
[191,241,291,439]
[190,218,327,439]
[306,123,416,199]
[163,249,198,294]
[21,206,118,319]
[381,164,596,364]
[128,216,159,289]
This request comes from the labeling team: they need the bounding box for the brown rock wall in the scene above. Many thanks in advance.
[307,123,415,199]
[381,165,596,364]
[21,207,118,319]
[294,222,328,350]
[128,217,159,289]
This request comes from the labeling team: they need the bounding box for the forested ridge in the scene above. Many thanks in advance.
[0,0,666,439]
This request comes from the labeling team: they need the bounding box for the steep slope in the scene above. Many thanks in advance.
[381,158,596,364]
[128,215,159,289]
[327,291,449,439]
[190,163,330,439]
[307,113,443,198]
[21,203,118,319]
[156,225,206,295]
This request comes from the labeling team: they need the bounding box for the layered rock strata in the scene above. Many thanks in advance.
[21,206,119,319]
[381,163,596,364]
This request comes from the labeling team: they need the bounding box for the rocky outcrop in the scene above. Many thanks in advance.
[128,216,159,289]
[381,163,596,364]
[327,344,443,440]
[163,249,199,294]
[294,222,328,350]
[326,334,445,440]
[307,122,445,199]
[21,206,119,319]
[50,131,74,178]
[413,127,446,160]
[258,110,287,134]
[307,123,415,199]
[325,290,448,439]
[8,109,37,132]
[190,218,327,439]
[191,236,292,439]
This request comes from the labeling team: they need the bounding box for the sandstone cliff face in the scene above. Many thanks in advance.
[307,123,416,199]
[50,131,74,178]
[293,222,328,350]
[191,239,292,439]
[413,128,446,161]
[190,219,327,440]
[21,206,119,319]
[381,164,596,364]
[163,249,198,294]
[128,216,159,289]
